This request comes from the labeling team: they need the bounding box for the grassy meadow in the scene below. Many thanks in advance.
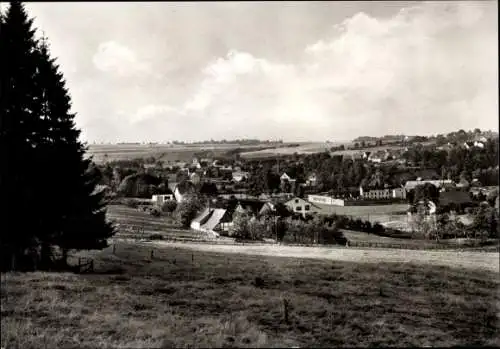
[313,203,410,228]
[2,242,499,348]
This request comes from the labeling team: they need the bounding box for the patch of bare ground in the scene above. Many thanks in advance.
[2,242,499,348]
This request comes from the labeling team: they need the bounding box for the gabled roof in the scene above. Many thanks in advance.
[236,199,266,216]
[405,179,454,191]
[201,208,227,231]
[192,208,212,224]
[285,197,321,209]
[170,180,197,195]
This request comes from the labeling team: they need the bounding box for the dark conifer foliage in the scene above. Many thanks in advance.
[0,2,42,270]
[1,2,115,271]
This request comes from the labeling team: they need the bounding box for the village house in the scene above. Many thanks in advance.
[143,163,157,170]
[151,193,175,205]
[280,172,296,183]
[284,197,321,218]
[306,173,318,187]
[232,171,250,182]
[189,172,201,185]
[168,181,196,202]
[455,178,470,190]
[368,150,390,163]
[190,207,231,237]
[220,165,233,173]
[235,199,267,217]
[359,186,406,200]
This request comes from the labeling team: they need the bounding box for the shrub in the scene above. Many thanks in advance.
[124,198,139,208]
[175,196,204,228]
[149,234,163,240]
[372,222,385,234]
[150,208,161,217]
[162,200,177,213]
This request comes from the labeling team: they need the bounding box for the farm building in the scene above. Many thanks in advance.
[280,173,296,183]
[232,171,250,182]
[307,194,346,206]
[306,173,318,187]
[404,179,455,192]
[359,187,406,200]
[259,201,293,218]
[168,181,197,202]
[235,199,267,217]
[190,208,231,237]
[284,197,321,218]
[151,194,175,205]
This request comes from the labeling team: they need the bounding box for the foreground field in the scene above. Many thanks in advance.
[2,243,499,348]
[133,240,500,272]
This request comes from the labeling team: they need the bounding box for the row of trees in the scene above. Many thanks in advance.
[1,3,114,271]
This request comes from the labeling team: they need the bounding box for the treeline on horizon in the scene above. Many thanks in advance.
[94,128,497,147]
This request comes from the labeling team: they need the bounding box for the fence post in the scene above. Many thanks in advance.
[78,257,81,268]
[90,260,94,272]
[192,253,194,264]
[113,244,116,254]
[283,298,290,324]
[150,250,154,260]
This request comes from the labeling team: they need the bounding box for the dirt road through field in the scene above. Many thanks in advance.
[139,241,499,273]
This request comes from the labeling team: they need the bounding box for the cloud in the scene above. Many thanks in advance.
[92,41,152,77]
[130,104,179,124]
[27,1,496,142]
[170,1,497,140]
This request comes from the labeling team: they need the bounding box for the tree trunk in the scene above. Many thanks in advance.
[40,243,53,271]
[61,248,69,269]
[10,252,16,271]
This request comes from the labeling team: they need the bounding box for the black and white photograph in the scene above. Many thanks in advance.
[1,1,499,347]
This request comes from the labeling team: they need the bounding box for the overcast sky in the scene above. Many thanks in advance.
[13,1,500,142]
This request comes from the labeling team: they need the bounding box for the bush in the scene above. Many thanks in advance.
[150,208,161,217]
[372,223,385,234]
[125,198,139,208]
[161,200,177,213]
[149,234,163,240]
[175,196,204,228]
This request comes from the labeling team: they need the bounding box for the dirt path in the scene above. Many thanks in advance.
[138,240,499,273]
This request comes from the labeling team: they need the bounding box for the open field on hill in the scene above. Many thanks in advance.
[239,143,409,159]
[86,143,277,163]
[2,242,499,348]
[314,203,409,221]
[239,142,351,159]
[329,144,405,157]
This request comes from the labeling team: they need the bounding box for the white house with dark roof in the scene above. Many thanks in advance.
[284,197,320,218]
[232,171,250,182]
[280,173,296,183]
[306,173,318,186]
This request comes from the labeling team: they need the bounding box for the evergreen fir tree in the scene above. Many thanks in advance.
[1,2,115,270]
[0,2,43,270]
[33,38,115,266]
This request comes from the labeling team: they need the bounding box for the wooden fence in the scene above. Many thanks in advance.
[75,257,94,273]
